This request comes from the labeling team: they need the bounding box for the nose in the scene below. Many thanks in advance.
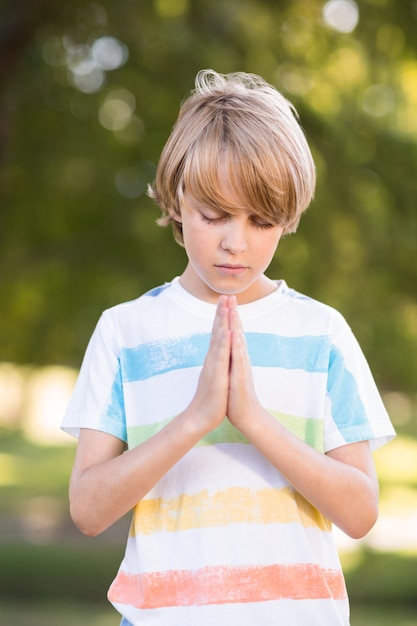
[221,216,248,254]
[220,220,248,254]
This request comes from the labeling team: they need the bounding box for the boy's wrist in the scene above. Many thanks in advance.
[175,407,215,442]
[233,406,281,442]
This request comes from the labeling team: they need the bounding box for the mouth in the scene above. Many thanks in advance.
[215,264,248,276]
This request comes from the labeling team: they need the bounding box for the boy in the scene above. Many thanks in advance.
[62,70,395,625]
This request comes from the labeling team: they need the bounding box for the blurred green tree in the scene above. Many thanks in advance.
[0,0,416,392]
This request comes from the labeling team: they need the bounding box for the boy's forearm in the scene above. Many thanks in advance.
[238,408,379,539]
[69,410,210,537]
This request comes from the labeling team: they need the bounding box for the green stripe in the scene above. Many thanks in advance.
[268,410,324,452]
[127,411,323,452]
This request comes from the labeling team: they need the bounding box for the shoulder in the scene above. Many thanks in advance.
[278,281,350,337]
[92,280,178,347]
[103,280,174,320]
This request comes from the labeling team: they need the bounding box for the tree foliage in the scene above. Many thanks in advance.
[1,0,416,391]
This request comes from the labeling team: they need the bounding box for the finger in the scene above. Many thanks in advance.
[206,296,231,364]
[213,295,229,333]
[228,299,248,355]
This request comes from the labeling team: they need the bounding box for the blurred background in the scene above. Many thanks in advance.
[0,0,416,624]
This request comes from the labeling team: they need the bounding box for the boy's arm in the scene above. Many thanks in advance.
[234,416,378,539]
[69,413,208,537]
[227,297,379,539]
[69,297,232,537]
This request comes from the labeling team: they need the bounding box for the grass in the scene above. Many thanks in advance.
[0,600,119,626]
[1,600,417,626]
[0,543,122,603]
[350,605,417,626]
[0,429,75,515]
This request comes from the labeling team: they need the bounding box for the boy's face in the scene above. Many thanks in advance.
[171,173,284,304]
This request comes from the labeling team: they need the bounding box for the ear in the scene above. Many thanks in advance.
[168,206,182,223]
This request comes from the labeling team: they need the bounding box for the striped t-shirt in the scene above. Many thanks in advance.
[62,277,395,625]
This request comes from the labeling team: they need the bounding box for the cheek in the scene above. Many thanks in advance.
[182,220,210,251]
[256,231,282,257]
[269,229,284,251]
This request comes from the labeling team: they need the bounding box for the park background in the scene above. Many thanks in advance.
[0,0,416,623]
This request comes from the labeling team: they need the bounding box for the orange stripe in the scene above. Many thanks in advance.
[108,563,347,609]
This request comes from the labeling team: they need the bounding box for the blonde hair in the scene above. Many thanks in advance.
[148,69,316,245]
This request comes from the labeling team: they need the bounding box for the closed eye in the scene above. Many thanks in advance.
[250,219,275,230]
[199,213,227,225]
[199,211,275,230]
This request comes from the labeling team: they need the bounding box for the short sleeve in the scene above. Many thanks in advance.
[61,312,127,442]
[324,324,395,453]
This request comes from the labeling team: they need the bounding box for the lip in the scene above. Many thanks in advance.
[215,264,248,276]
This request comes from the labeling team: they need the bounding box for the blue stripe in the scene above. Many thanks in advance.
[145,284,171,297]
[101,360,127,441]
[327,345,374,441]
[102,334,374,445]
[246,333,329,372]
[119,332,331,383]
[121,334,210,382]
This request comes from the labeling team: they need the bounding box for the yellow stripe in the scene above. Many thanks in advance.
[130,487,331,536]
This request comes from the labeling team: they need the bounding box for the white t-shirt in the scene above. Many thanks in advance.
[62,278,395,626]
